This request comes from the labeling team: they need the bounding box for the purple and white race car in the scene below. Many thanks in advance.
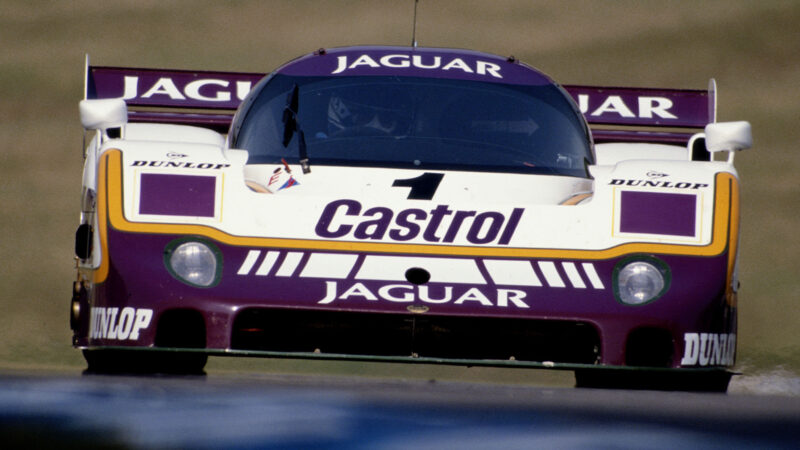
[72,46,751,391]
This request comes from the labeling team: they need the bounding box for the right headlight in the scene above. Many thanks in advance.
[614,258,670,306]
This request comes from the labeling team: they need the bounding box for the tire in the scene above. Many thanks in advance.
[83,349,208,375]
[574,368,732,392]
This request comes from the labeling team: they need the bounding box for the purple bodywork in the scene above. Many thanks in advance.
[79,227,733,366]
[138,174,216,217]
[620,192,697,237]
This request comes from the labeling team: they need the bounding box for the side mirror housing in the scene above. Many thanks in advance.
[705,121,752,154]
[80,98,128,139]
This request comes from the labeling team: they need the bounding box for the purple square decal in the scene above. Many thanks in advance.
[620,191,696,237]
[139,174,216,217]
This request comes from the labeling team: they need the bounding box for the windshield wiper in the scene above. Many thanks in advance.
[282,84,310,173]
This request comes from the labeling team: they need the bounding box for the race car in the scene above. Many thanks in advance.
[72,46,751,391]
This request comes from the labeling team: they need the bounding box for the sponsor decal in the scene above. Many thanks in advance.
[166,152,188,159]
[646,171,669,179]
[331,54,503,78]
[680,332,736,366]
[315,199,523,245]
[235,251,606,310]
[131,160,231,170]
[265,160,299,193]
[575,94,677,120]
[610,179,708,189]
[89,307,153,341]
[317,281,529,307]
[122,76,253,103]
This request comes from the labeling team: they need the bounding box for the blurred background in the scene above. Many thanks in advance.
[1,0,798,392]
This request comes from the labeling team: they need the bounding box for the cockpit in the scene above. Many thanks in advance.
[230,74,593,178]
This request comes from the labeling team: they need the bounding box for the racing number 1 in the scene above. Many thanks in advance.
[392,173,444,200]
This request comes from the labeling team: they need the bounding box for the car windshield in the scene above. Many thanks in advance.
[231,74,593,177]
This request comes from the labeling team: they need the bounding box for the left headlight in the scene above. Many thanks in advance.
[165,240,221,287]
[614,258,669,306]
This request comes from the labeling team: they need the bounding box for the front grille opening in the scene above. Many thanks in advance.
[414,316,599,363]
[625,327,674,367]
[232,308,600,365]
[155,309,207,348]
[232,309,413,356]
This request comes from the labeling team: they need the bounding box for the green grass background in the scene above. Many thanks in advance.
[1,0,798,384]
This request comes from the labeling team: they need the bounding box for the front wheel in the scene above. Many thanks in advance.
[574,368,732,392]
[83,349,208,375]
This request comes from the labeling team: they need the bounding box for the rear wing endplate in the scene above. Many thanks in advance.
[85,58,716,143]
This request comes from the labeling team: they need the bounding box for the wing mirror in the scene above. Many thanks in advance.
[705,121,752,162]
[79,98,128,140]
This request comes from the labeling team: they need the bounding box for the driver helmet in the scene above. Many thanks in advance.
[327,86,412,136]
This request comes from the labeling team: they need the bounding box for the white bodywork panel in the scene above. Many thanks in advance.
[96,134,736,252]
[595,142,688,165]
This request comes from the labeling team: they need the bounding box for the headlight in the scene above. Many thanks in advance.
[165,240,221,287]
[614,258,669,306]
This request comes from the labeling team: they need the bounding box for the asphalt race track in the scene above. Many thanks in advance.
[1,371,799,448]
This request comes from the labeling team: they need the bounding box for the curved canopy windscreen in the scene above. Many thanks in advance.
[231,74,593,177]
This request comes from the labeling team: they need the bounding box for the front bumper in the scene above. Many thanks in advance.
[73,227,737,371]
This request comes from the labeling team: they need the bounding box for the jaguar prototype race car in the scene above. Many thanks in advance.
[72,46,752,391]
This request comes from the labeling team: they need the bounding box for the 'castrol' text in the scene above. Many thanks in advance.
[315,199,523,245]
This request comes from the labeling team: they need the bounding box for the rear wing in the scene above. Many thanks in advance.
[85,60,716,143]
[85,61,264,132]
[564,84,715,144]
